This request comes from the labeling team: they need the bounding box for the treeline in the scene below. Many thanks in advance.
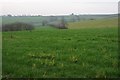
[42,16,68,29]
[2,22,34,32]
[49,23,68,29]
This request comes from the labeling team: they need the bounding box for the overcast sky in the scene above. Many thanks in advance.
[0,0,119,16]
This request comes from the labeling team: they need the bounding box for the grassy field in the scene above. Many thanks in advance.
[68,17,118,29]
[2,17,119,78]
[2,28,118,78]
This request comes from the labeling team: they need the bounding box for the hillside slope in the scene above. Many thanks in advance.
[68,18,118,29]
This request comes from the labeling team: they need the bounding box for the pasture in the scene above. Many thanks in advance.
[68,17,118,29]
[2,16,119,78]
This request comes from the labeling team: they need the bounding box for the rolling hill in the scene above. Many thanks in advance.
[68,17,118,29]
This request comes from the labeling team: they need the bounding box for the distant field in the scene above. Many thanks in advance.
[2,16,44,26]
[2,27,118,78]
[2,14,116,26]
[68,18,118,29]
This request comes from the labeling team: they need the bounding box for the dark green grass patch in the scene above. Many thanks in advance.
[2,27,118,78]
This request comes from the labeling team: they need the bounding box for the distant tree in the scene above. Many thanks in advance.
[49,16,58,22]
[38,15,42,16]
[90,18,94,20]
[42,20,48,26]
[70,13,76,22]
[49,16,67,29]
[58,16,67,29]
[71,13,74,15]
[76,15,80,21]
[2,22,34,32]
[53,16,67,29]
[7,14,12,17]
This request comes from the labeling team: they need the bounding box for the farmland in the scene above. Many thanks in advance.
[68,17,118,29]
[2,15,119,78]
[2,14,117,26]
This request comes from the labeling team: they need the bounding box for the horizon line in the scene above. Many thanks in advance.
[0,13,118,16]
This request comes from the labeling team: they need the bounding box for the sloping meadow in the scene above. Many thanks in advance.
[2,16,119,78]
[2,27,118,78]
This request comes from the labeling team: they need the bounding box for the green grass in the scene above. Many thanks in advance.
[2,26,118,78]
[68,18,118,29]
[35,26,56,30]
